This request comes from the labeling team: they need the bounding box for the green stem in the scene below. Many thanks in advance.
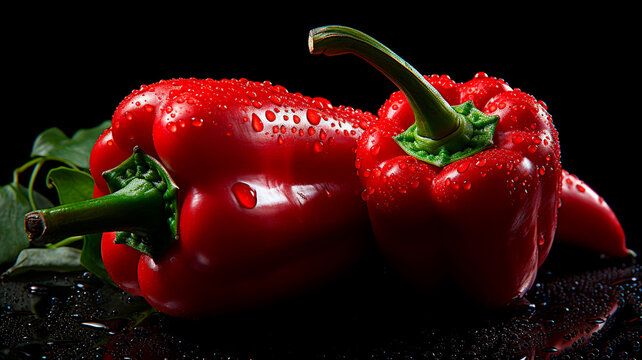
[25,178,166,246]
[47,235,84,249]
[27,160,45,210]
[309,25,461,141]
[13,158,43,186]
[13,156,82,210]
[309,25,499,167]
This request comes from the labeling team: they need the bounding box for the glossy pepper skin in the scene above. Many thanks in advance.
[29,78,376,317]
[310,26,562,308]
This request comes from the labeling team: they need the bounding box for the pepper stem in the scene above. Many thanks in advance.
[24,148,178,259]
[309,25,461,141]
[26,178,164,244]
[309,26,499,167]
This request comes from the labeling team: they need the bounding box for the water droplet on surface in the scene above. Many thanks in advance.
[319,129,327,140]
[166,122,177,133]
[457,162,470,173]
[540,346,558,354]
[268,95,282,105]
[312,97,332,110]
[232,182,257,209]
[306,109,321,125]
[314,141,324,153]
[251,114,264,132]
[512,134,524,144]
[586,317,605,325]
[191,118,203,127]
[80,321,109,329]
[265,110,276,122]
[144,104,154,113]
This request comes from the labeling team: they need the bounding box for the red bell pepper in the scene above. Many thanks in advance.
[25,78,375,317]
[556,170,631,257]
[310,26,563,308]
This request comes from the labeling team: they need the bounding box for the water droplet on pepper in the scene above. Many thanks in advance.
[265,110,276,122]
[251,114,264,132]
[191,118,203,127]
[457,161,470,173]
[268,95,282,105]
[232,182,257,209]
[306,109,321,125]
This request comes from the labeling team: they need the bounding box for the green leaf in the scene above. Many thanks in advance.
[0,184,53,265]
[31,121,110,168]
[45,166,116,286]
[2,246,83,277]
[46,167,94,204]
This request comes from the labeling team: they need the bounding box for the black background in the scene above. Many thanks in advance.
[4,8,639,247]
